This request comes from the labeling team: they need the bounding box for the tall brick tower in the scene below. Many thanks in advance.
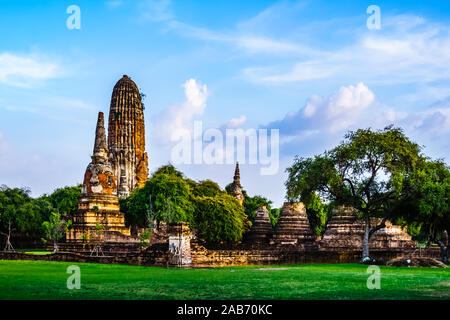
[107,75,149,197]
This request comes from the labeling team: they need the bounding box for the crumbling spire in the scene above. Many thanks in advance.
[233,162,241,186]
[93,112,108,161]
[229,162,244,205]
[108,75,148,197]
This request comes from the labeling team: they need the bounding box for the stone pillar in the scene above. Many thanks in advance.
[168,223,192,266]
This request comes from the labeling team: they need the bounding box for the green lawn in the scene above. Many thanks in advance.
[0,260,448,299]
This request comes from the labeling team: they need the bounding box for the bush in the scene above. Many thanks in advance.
[193,194,246,244]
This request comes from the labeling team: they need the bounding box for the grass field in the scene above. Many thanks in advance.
[0,260,448,300]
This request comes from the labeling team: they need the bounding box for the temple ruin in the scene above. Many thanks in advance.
[108,75,148,197]
[247,206,273,244]
[66,75,149,244]
[270,202,316,248]
[319,206,416,251]
[66,112,131,243]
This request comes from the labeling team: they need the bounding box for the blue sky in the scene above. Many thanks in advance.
[0,0,449,207]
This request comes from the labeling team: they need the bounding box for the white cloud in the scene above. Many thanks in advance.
[263,82,449,162]
[154,78,208,143]
[267,82,376,135]
[0,52,63,87]
[226,115,247,128]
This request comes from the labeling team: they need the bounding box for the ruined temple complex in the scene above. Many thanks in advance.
[67,75,148,244]
[63,74,424,265]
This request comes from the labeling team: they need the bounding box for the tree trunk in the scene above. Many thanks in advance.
[362,215,370,261]
[4,234,13,251]
[3,222,14,252]
[53,240,58,253]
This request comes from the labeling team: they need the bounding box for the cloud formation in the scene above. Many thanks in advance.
[226,115,247,129]
[264,83,449,160]
[0,52,63,87]
[154,78,208,143]
[244,14,450,86]
[267,82,376,136]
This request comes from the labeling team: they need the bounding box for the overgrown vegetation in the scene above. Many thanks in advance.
[0,185,81,251]
[286,126,449,263]
[120,165,249,244]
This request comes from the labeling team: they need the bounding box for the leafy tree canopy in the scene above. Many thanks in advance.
[121,164,256,244]
[121,167,194,227]
[395,159,450,262]
[286,126,422,259]
[45,185,82,216]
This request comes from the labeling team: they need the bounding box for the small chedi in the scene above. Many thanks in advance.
[67,112,131,242]
[319,206,416,250]
[270,202,316,247]
[229,162,244,205]
[247,206,273,244]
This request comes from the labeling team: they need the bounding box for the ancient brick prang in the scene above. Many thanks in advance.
[108,75,148,197]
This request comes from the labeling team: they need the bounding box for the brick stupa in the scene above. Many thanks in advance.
[66,112,131,242]
[247,206,273,244]
[319,207,417,250]
[270,202,316,247]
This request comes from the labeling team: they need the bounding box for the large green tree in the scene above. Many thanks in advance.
[286,126,421,260]
[397,159,450,263]
[46,185,82,216]
[121,168,195,227]
[0,186,32,250]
